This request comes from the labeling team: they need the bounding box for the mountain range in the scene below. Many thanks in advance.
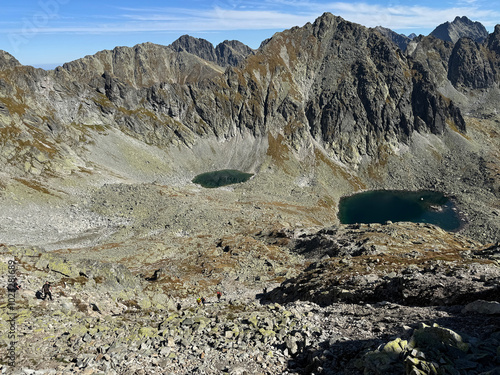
[0,13,499,244]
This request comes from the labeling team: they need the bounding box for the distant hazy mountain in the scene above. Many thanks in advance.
[430,16,488,43]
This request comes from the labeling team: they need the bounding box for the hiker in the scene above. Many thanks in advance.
[201,297,206,306]
[42,281,52,300]
[216,291,222,301]
[196,297,202,306]
[7,278,21,292]
[176,302,181,311]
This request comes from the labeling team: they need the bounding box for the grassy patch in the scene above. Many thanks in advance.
[13,178,53,195]
[267,132,291,171]
[71,297,89,313]
[0,96,27,115]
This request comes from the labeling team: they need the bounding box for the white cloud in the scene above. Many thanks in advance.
[3,2,499,35]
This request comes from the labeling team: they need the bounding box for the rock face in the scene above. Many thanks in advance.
[60,41,224,87]
[0,12,477,173]
[448,37,495,89]
[487,25,500,56]
[170,34,219,64]
[430,16,489,44]
[374,26,412,51]
[409,25,500,93]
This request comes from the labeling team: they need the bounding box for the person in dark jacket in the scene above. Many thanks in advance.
[42,281,52,300]
[7,278,20,292]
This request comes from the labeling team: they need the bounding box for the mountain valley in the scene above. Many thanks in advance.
[0,13,499,374]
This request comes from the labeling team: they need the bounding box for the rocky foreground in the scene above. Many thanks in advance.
[1,222,499,375]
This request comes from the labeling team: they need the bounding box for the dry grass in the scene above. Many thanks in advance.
[0,96,27,116]
[13,178,53,195]
[266,132,291,171]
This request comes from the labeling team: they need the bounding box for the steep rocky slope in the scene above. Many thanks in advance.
[373,26,412,51]
[60,41,225,87]
[0,14,495,172]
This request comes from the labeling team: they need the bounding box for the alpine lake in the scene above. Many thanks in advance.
[337,190,463,231]
[192,169,253,188]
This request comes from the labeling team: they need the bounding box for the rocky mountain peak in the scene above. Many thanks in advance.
[1,13,500,373]
[215,40,254,67]
[170,35,254,67]
[430,16,488,44]
[170,34,218,63]
[0,50,21,70]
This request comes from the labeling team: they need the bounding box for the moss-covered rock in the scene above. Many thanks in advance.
[138,296,152,309]
[138,326,158,338]
[411,323,470,353]
[36,254,78,278]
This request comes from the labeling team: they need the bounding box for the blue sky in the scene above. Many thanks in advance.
[1,0,499,69]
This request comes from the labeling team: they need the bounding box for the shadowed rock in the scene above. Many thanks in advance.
[448,37,495,89]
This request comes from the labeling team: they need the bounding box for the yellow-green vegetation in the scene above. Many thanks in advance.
[314,224,489,283]
[71,122,109,134]
[1,123,57,157]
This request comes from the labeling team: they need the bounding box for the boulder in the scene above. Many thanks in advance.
[462,300,500,315]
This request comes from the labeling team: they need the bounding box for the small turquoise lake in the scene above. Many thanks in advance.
[192,169,253,188]
[338,190,463,231]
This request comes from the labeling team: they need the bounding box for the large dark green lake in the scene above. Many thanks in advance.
[192,169,253,188]
[338,190,463,231]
